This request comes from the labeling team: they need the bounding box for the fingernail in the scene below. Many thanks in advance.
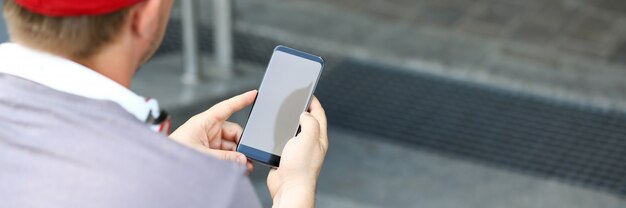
[236,155,247,166]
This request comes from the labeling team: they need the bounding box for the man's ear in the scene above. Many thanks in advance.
[130,0,161,40]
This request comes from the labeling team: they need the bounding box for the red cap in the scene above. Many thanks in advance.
[14,0,145,17]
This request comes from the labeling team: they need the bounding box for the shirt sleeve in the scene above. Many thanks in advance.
[227,177,262,208]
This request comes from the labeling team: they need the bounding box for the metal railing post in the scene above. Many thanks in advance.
[212,0,234,78]
[181,0,201,84]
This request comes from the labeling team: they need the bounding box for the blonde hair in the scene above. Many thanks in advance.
[2,0,131,58]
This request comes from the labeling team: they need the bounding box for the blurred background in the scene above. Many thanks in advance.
[3,0,626,207]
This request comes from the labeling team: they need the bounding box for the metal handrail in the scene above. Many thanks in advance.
[180,0,201,84]
[180,0,233,84]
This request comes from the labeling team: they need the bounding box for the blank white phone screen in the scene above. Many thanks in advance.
[240,50,322,156]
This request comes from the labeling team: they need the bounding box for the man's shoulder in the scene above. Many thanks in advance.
[0,72,236,171]
[0,72,154,145]
[0,73,260,207]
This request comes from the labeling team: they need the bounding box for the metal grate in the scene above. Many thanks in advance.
[315,59,626,195]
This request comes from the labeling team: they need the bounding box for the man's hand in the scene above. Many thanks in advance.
[267,97,328,208]
[169,90,257,174]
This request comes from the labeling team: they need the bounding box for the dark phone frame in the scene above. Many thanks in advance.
[236,45,324,167]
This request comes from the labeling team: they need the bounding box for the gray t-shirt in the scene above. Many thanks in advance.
[0,73,261,208]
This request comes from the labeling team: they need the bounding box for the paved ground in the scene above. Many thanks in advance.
[134,54,264,109]
[304,128,626,208]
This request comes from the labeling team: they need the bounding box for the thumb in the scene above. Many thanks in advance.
[206,149,248,166]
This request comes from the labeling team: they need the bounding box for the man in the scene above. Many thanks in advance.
[0,0,328,207]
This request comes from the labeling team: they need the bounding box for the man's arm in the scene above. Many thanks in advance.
[168,92,328,207]
[272,182,316,207]
[267,97,328,208]
[169,90,258,173]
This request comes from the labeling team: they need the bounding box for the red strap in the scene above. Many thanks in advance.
[158,116,172,135]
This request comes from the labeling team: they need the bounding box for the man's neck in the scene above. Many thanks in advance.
[72,42,137,88]
[74,55,135,88]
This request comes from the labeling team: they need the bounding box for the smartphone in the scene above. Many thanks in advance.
[237,46,324,167]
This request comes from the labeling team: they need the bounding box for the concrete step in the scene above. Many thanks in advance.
[165,0,626,110]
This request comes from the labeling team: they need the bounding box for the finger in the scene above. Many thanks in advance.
[220,140,238,151]
[245,159,254,175]
[308,97,328,149]
[221,121,243,144]
[308,96,327,130]
[194,148,253,173]
[205,149,248,166]
[298,112,321,140]
[200,90,257,122]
